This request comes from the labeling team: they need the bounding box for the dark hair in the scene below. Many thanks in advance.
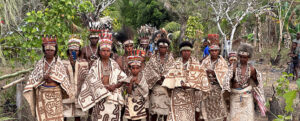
[179,41,193,49]
[42,44,58,56]
[156,38,170,47]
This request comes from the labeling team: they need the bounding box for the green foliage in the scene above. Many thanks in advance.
[274,72,300,120]
[21,0,93,62]
[274,115,292,121]
[163,21,180,33]
[114,0,173,28]
[283,90,297,113]
[275,72,292,97]
[185,16,204,40]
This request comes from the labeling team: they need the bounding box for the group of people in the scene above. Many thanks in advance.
[22,16,266,121]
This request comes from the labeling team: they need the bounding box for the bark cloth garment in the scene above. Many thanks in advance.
[199,55,231,121]
[229,63,266,121]
[162,57,211,121]
[78,58,128,121]
[124,72,149,120]
[143,52,175,115]
[23,57,73,121]
[62,59,89,117]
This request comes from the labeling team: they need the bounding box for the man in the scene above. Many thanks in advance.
[202,38,210,58]
[124,55,149,121]
[115,26,135,76]
[229,43,266,121]
[137,25,156,60]
[62,35,89,121]
[80,25,100,68]
[81,16,113,68]
[23,35,73,121]
[200,44,231,121]
[143,38,175,121]
[78,31,128,121]
[227,51,237,66]
[162,41,211,121]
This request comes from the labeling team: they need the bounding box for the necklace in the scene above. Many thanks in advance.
[101,60,111,76]
[235,63,251,88]
[89,45,98,60]
[157,53,169,74]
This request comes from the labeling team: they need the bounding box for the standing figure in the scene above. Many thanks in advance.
[229,43,266,121]
[200,44,231,121]
[62,35,89,121]
[124,55,149,121]
[202,38,210,58]
[23,35,73,121]
[78,30,128,121]
[162,41,211,121]
[288,41,298,79]
[81,16,113,68]
[115,26,135,76]
[137,25,156,60]
[143,38,175,121]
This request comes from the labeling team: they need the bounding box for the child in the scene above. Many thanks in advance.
[124,55,149,121]
[288,41,298,79]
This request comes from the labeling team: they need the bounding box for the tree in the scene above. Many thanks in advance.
[158,0,205,43]
[207,0,271,54]
[112,0,173,29]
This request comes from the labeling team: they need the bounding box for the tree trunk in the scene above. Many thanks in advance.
[228,24,238,54]
[178,21,187,43]
[258,15,263,52]
[253,20,257,47]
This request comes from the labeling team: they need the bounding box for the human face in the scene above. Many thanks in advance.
[44,45,56,59]
[292,42,297,49]
[159,45,168,55]
[90,37,99,46]
[99,48,111,59]
[229,58,237,65]
[68,49,79,60]
[210,49,220,59]
[181,50,191,60]
[239,55,249,65]
[130,65,141,76]
[203,41,208,47]
[124,44,133,54]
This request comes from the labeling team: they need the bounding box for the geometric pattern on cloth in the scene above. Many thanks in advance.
[201,85,227,120]
[143,52,175,89]
[36,86,63,121]
[62,59,89,117]
[162,57,211,92]
[167,88,195,121]
[201,55,231,91]
[124,72,149,120]
[78,58,128,112]
[23,57,73,118]
[92,98,121,121]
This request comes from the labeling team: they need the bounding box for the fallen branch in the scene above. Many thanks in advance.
[0,68,33,81]
[0,77,25,91]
